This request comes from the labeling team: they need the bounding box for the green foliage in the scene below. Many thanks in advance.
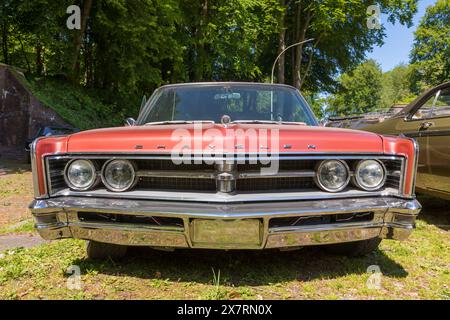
[326,60,383,116]
[1,1,418,93]
[0,0,423,122]
[91,0,184,93]
[265,0,417,92]
[178,0,282,82]
[25,76,136,130]
[381,63,416,108]
[410,0,450,92]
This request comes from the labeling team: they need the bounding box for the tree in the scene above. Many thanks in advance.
[70,0,93,82]
[380,63,415,109]
[326,60,383,116]
[90,0,183,94]
[0,0,419,110]
[410,0,450,92]
[273,0,417,92]
[178,0,282,82]
[0,1,13,65]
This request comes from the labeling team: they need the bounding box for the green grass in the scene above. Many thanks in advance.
[23,76,134,130]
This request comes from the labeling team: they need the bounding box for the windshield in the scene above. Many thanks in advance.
[138,84,318,125]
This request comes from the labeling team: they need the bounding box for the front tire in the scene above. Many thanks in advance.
[86,241,128,260]
[325,238,382,257]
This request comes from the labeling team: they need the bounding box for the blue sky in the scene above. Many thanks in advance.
[367,0,438,72]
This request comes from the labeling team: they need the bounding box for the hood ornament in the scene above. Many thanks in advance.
[221,115,231,127]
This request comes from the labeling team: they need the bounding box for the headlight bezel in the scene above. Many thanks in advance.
[353,159,387,191]
[101,159,138,192]
[314,159,350,193]
[64,159,99,191]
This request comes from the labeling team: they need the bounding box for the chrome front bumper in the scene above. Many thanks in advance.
[29,196,421,249]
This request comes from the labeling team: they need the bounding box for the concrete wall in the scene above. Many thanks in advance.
[0,64,70,159]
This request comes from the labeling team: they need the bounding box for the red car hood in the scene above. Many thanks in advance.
[66,123,384,154]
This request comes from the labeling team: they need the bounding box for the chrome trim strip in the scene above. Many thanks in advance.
[46,152,398,159]
[31,137,48,198]
[70,221,184,233]
[410,138,420,195]
[417,129,450,137]
[52,187,405,203]
[238,170,316,179]
[136,169,317,180]
[30,196,421,218]
[45,156,53,196]
[399,157,406,197]
[136,170,216,179]
[269,221,384,234]
[30,196,421,248]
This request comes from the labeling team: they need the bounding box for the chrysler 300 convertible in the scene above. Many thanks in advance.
[29,82,421,259]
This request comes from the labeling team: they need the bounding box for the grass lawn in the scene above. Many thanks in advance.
[0,160,33,228]
[0,160,449,300]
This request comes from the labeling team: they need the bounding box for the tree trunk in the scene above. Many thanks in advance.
[35,38,43,76]
[277,30,285,84]
[194,0,209,81]
[17,33,31,73]
[277,0,286,84]
[70,0,93,82]
[292,2,301,88]
[2,22,8,65]
[292,6,311,89]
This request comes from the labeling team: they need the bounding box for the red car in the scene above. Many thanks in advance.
[29,82,420,259]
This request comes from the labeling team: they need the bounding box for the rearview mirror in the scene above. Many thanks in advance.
[124,118,136,126]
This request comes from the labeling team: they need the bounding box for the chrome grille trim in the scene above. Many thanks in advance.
[238,170,316,179]
[137,170,216,179]
[44,154,406,200]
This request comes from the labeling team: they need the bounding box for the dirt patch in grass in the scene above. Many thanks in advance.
[0,160,33,227]
[0,233,48,251]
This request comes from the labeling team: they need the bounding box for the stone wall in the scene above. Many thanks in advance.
[0,64,70,160]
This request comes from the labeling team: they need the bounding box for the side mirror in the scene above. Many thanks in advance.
[124,117,136,126]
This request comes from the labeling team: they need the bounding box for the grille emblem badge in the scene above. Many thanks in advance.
[215,162,236,193]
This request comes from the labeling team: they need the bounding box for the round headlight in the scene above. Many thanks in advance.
[315,160,350,192]
[354,160,386,191]
[101,159,137,192]
[64,159,98,191]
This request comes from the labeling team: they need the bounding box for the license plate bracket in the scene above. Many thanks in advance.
[190,219,262,248]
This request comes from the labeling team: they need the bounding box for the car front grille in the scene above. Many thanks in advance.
[236,177,315,191]
[138,176,217,191]
[45,155,405,198]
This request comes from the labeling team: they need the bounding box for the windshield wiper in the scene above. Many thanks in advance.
[144,120,215,126]
[231,120,306,125]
